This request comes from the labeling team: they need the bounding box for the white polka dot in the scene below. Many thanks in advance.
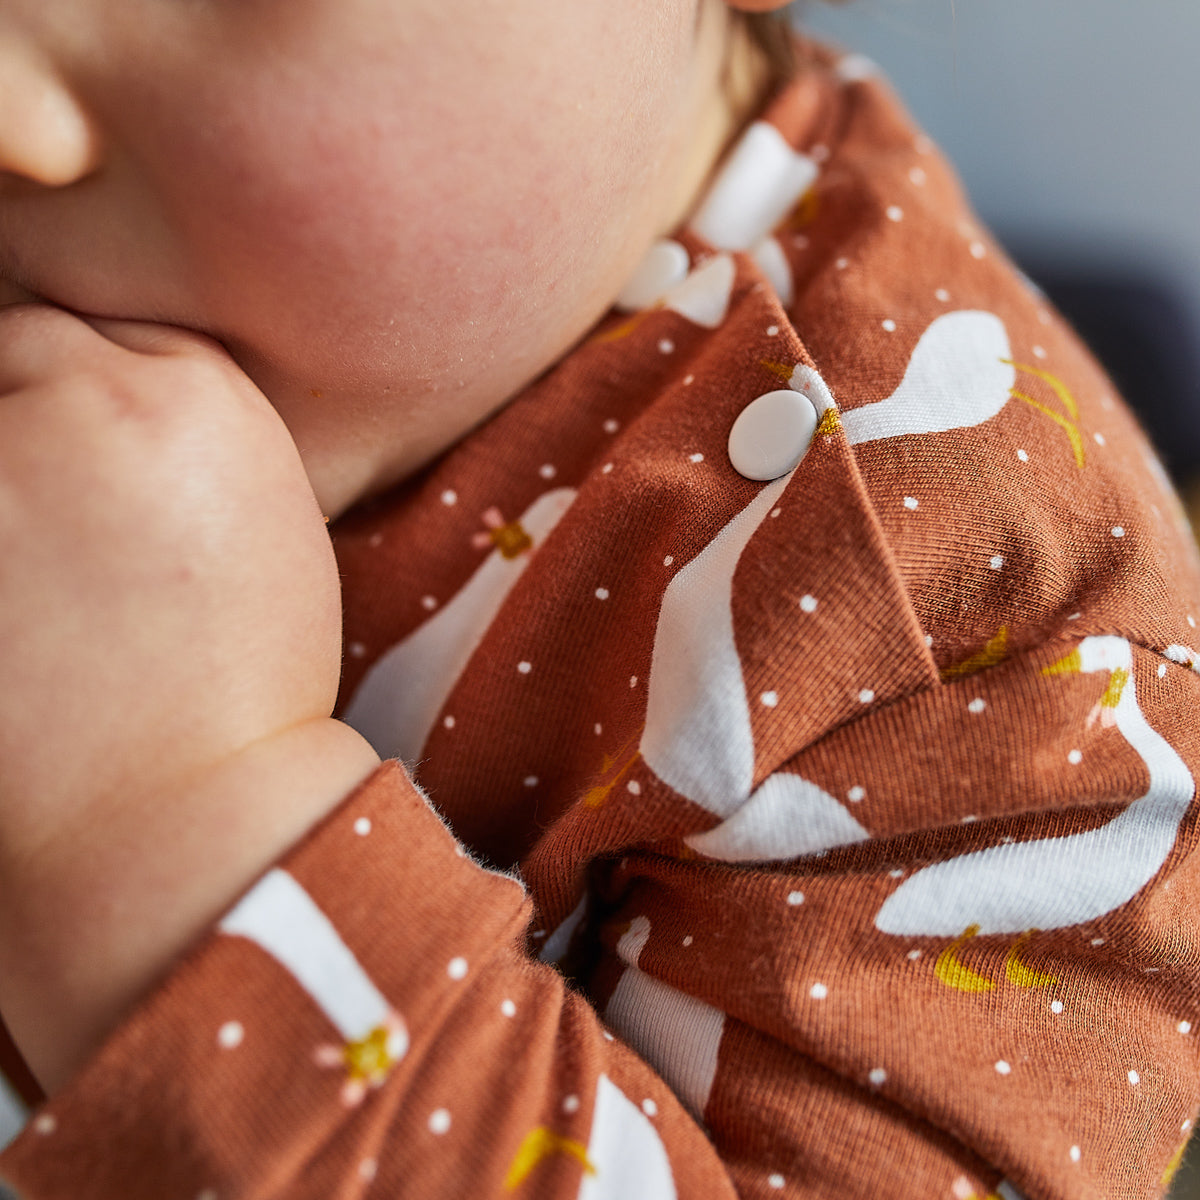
[989,555,1004,570]
[799,594,818,613]
[683,374,695,386]
[787,891,805,906]
[1068,749,1083,765]
[858,688,875,704]
[501,999,517,1017]
[1051,1000,1064,1014]
[629,675,639,688]
[447,957,468,980]
[664,555,675,566]
[925,634,933,647]
[517,661,532,674]
[935,288,951,302]
[1128,1070,1140,1085]
[768,1174,786,1190]
[968,698,986,714]
[539,463,557,480]
[810,983,828,1000]
[368,531,384,548]
[915,134,933,153]
[627,780,641,795]
[602,1030,614,1041]
[770,507,782,518]
[354,817,372,836]
[882,318,897,332]
[835,257,849,270]
[642,1098,658,1117]
[688,452,704,463]
[1189,615,1198,629]
[868,1067,887,1086]
[970,241,986,259]
[429,1108,452,1135]
[886,205,904,222]
[1070,1145,1081,1163]
[1179,1020,1192,1034]
[197,1191,219,1200]
[1039,309,1053,325]
[348,641,367,658]
[903,495,918,509]
[683,935,693,946]
[603,418,619,434]
[441,489,458,506]
[421,595,438,611]
[1112,526,1125,538]
[443,714,456,729]
[359,1158,378,1182]
[601,462,614,474]
[524,775,538,788]
[811,142,830,162]
[766,325,780,337]
[1094,431,1106,446]
[218,1020,244,1049]
[594,723,603,735]
[562,1094,580,1113]
[995,1060,1012,1075]
[33,1114,57,1135]
[909,166,927,186]
[1091,937,1106,946]
[595,587,610,600]
[761,691,779,707]
[888,868,904,879]
[1067,612,1081,621]
[907,949,922,960]
[658,339,674,355]
[847,786,865,802]
[1017,449,1029,462]
[1033,345,1047,359]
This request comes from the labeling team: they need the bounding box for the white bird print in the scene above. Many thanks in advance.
[644,312,1018,861]
[603,918,725,1123]
[839,311,1014,447]
[343,488,577,764]
[875,637,1195,937]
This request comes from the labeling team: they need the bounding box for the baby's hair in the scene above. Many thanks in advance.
[744,3,848,81]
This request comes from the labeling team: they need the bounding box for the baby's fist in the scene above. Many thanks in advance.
[0,305,343,850]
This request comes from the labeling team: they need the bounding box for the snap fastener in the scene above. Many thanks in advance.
[728,389,819,481]
[614,239,690,311]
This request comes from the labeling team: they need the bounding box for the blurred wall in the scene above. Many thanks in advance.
[796,0,1200,475]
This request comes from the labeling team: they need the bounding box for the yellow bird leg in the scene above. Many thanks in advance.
[1162,1137,1190,1189]
[760,359,795,383]
[505,1127,596,1191]
[934,924,997,993]
[816,407,841,437]
[1002,359,1080,420]
[940,626,1009,682]
[1004,930,1058,988]
[1042,647,1082,677]
[591,309,653,346]
[1009,390,1085,468]
[1100,666,1129,709]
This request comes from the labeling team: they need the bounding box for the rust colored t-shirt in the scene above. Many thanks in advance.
[3,41,1200,1200]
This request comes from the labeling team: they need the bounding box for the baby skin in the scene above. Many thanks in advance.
[0,0,786,1090]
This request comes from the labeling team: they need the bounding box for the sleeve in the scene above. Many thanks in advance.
[578,636,1200,1200]
[0,761,738,1199]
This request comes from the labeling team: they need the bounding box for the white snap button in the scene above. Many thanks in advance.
[728,389,819,480]
[614,239,690,312]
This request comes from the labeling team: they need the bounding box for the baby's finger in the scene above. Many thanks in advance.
[0,303,103,393]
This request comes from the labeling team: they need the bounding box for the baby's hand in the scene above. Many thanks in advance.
[0,305,379,1088]
[0,304,341,833]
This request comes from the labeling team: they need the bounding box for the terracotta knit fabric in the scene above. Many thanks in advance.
[3,41,1200,1200]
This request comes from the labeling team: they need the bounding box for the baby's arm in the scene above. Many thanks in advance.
[0,305,378,1088]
